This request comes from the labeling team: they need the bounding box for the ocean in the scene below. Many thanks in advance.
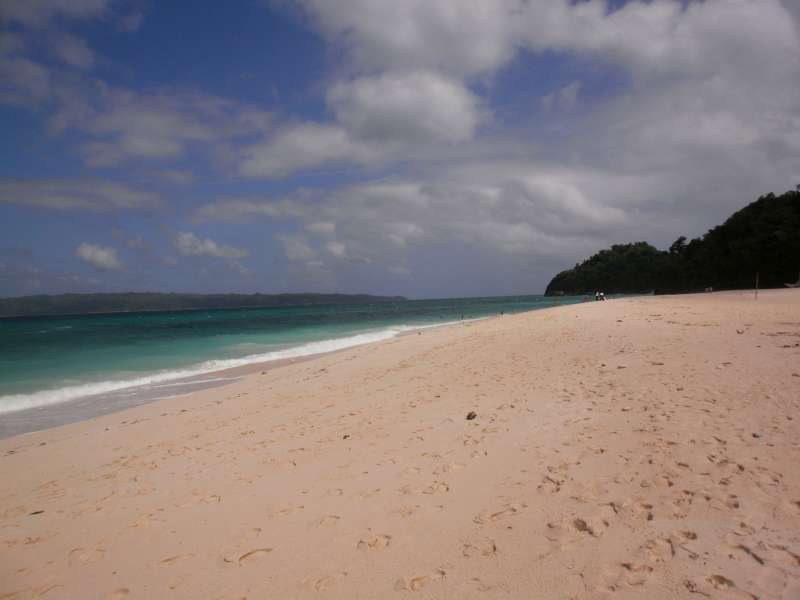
[0,295,582,436]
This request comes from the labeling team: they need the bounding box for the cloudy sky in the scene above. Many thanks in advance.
[1,0,798,298]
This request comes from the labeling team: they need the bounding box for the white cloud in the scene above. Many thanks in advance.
[174,232,249,259]
[230,261,253,277]
[325,241,347,258]
[69,90,274,167]
[196,197,307,221]
[79,92,215,165]
[542,80,581,111]
[258,0,799,236]
[52,33,94,69]
[198,162,636,276]
[75,243,123,270]
[0,54,50,106]
[0,178,159,210]
[0,30,274,167]
[295,0,798,82]
[239,123,370,178]
[156,169,194,185]
[0,0,111,27]
[239,70,484,179]
[306,221,335,235]
[251,0,800,181]
[328,70,483,144]
[119,11,144,32]
[295,0,520,76]
[277,234,316,261]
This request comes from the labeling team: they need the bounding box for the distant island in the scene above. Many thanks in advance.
[0,293,407,318]
[545,188,800,296]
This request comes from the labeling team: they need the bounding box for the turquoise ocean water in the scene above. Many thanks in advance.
[0,295,582,418]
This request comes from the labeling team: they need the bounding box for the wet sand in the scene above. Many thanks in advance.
[1,289,799,599]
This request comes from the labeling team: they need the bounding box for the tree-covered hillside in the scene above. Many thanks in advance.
[0,293,407,318]
[545,189,800,295]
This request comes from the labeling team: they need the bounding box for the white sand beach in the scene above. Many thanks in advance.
[1,290,799,599]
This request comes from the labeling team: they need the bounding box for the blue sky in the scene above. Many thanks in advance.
[1,0,799,298]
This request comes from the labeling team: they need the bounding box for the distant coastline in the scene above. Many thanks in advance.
[0,292,407,319]
[545,189,799,296]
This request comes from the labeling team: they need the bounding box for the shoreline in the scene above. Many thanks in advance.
[2,289,798,599]
[0,315,492,440]
[0,291,755,439]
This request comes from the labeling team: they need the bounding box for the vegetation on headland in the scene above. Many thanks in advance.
[0,293,407,318]
[545,189,800,295]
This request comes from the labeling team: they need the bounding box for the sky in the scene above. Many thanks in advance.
[0,0,799,299]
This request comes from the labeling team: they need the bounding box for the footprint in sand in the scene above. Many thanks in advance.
[394,505,419,518]
[167,576,184,591]
[461,536,498,558]
[357,533,392,550]
[688,572,779,599]
[669,489,697,517]
[473,503,524,525]
[105,589,130,600]
[219,526,273,566]
[236,548,273,566]
[401,466,422,477]
[596,561,654,590]
[537,474,564,494]
[623,561,659,586]
[571,518,596,535]
[642,537,675,563]
[468,577,509,594]
[160,553,195,566]
[311,571,348,592]
[422,481,450,495]
[770,544,800,567]
[221,545,273,566]
[27,584,63,598]
[394,569,446,592]
[318,515,341,527]
[433,462,465,476]
[707,574,736,590]
[267,504,305,519]
[624,500,655,523]
[68,546,106,565]
[546,510,613,545]
[598,534,681,592]
[730,542,766,565]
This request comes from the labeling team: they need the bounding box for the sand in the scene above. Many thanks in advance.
[1,289,799,599]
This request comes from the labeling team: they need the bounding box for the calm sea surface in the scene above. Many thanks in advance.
[0,295,582,421]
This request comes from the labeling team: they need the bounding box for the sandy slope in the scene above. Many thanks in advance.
[1,290,799,599]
